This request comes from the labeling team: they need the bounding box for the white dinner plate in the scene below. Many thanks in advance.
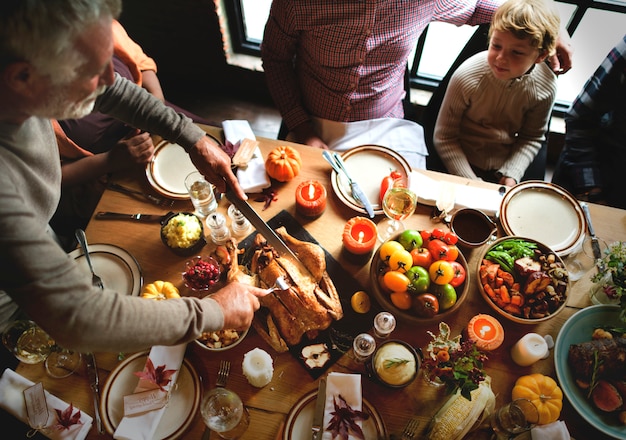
[498,181,586,256]
[69,244,142,295]
[283,389,387,440]
[330,145,412,216]
[100,351,201,439]
[146,140,197,200]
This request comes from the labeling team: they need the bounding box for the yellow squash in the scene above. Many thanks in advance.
[141,280,180,300]
[512,373,563,424]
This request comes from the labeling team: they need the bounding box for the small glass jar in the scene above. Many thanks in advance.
[206,213,231,245]
[352,333,376,363]
[227,205,251,237]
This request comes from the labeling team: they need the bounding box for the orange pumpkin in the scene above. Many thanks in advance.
[265,146,302,182]
[511,373,563,425]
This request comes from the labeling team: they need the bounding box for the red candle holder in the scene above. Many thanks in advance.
[343,217,378,255]
[466,314,504,351]
[295,180,327,217]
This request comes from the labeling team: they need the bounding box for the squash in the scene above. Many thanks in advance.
[141,280,180,300]
[265,145,302,182]
[512,373,563,424]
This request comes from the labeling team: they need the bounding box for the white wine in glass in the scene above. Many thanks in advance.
[378,184,417,242]
[2,320,54,364]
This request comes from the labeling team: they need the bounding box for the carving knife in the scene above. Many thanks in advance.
[581,202,603,267]
[325,151,375,218]
[95,211,169,222]
[311,377,327,440]
[85,353,104,434]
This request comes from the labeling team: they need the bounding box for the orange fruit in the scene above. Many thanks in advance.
[390,291,412,310]
[350,291,371,314]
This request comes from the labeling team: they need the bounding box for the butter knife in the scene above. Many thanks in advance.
[85,353,104,434]
[311,378,327,440]
[581,202,603,266]
[323,151,375,218]
[95,211,169,222]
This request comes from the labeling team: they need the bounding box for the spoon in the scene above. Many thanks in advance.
[75,229,104,290]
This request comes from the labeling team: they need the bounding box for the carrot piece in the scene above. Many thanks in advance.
[483,284,497,299]
[510,293,524,307]
[499,285,511,303]
[495,276,504,287]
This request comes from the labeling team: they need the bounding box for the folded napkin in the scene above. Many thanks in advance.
[0,368,93,440]
[531,420,570,440]
[223,120,271,193]
[410,170,503,216]
[113,344,186,440]
[322,372,363,440]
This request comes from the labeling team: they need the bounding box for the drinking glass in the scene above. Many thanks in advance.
[564,236,608,281]
[490,398,539,439]
[201,387,250,439]
[373,312,396,339]
[2,320,54,364]
[185,171,218,217]
[44,347,82,379]
[352,333,376,363]
[377,178,417,242]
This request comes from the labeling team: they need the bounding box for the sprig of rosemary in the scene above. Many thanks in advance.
[383,358,410,369]
[586,350,604,399]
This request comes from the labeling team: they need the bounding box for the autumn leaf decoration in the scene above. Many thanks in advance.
[54,403,83,430]
[133,358,177,391]
[326,394,370,440]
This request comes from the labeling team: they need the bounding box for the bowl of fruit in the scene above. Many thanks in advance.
[369,228,470,324]
[477,236,569,324]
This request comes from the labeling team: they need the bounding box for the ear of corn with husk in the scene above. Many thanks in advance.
[426,375,495,440]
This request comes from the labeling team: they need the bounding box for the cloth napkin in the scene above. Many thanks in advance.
[113,344,186,440]
[322,372,363,440]
[530,420,570,440]
[409,170,503,216]
[0,368,93,440]
[310,116,427,170]
[223,120,271,193]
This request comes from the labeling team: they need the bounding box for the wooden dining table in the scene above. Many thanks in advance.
[15,125,626,440]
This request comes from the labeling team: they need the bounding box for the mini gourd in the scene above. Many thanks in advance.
[511,373,563,424]
[141,280,181,300]
[265,145,302,182]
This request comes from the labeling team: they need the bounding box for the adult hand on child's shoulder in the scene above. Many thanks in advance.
[549,31,573,75]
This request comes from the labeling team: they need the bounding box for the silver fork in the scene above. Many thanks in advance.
[216,360,230,387]
[75,229,104,290]
[401,417,420,440]
[107,182,175,207]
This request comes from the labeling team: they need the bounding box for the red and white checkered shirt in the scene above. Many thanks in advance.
[261,0,500,131]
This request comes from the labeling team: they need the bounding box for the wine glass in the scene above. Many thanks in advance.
[377,178,417,242]
[490,398,539,439]
[2,320,54,364]
[201,387,250,439]
[44,347,82,379]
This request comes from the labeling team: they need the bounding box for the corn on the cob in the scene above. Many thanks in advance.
[426,376,495,440]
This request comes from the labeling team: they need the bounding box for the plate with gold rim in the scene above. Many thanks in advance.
[330,145,412,216]
[283,388,387,440]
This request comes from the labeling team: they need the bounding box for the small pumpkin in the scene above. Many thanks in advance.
[141,280,181,300]
[265,145,302,182]
[512,373,563,425]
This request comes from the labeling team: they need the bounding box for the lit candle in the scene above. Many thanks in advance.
[510,333,549,366]
[295,180,327,217]
[466,314,504,351]
[343,217,377,255]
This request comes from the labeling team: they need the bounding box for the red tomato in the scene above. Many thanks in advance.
[380,176,395,203]
[410,247,433,268]
[412,293,439,317]
[390,170,402,179]
[420,230,432,242]
[443,231,459,245]
[449,261,466,287]
[445,245,459,262]
[427,239,450,261]
[431,228,446,240]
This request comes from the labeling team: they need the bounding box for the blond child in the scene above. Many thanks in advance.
[434,0,561,186]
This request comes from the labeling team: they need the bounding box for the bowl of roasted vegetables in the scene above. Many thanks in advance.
[477,237,569,324]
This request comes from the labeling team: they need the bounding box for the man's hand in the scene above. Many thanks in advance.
[206,282,269,331]
[549,29,574,74]
[292,122,329,149]
[188,135,247,199]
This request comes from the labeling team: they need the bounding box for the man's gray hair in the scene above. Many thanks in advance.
[0,0,122,79]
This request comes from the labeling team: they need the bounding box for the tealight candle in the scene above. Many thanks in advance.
[295,180,327,217]
[342,217,378,255]
[466,314,504,351]
[510,333,549,366]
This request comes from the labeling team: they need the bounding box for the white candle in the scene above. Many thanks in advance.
[510,333,549,366]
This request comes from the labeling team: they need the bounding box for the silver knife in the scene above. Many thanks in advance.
[311,378,327,440]
[581,202,603,265]
[85,353,104,434]
[332,152,375,218]
[95,211,167,222]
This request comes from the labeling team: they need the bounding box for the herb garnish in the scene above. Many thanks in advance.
[383,357,410,369]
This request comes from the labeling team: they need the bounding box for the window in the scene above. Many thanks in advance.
[220,0,626,111]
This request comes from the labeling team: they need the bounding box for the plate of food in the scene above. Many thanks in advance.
[283,389,387,440]
[100,351,201,439]
[498,181,586,256]
[554,304,626,439]
[68,244,142,295]
[330,145,412,216]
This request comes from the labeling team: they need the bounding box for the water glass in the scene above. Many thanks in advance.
[352,333,376,363]
[565,236,608,281]
[185,171,217,217]
[373,312,396,338]
[491,398,539,438]
[2,320,54,364]
[45,348,82,379]
[201,388,249,439]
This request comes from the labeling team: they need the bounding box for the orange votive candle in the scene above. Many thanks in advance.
[295,180,327,217]
[342,217,378,255]
[467,314,504,351]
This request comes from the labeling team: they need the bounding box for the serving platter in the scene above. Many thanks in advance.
[498,181,586,256]
[554,305,625,439]
[283,389,387,440]
[330,145,412,216]
[100,351,201,439]
[68,244,142,295]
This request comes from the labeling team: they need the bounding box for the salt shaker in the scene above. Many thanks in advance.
[206,213,231,245]
[228,205,251,237]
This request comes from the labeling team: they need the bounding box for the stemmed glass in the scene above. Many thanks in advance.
[201,387,250,439]
[490,398,539,439]
[377,177,417,242]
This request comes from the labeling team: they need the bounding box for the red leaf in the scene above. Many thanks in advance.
[54,403,83,430]
[133,357,177,391]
